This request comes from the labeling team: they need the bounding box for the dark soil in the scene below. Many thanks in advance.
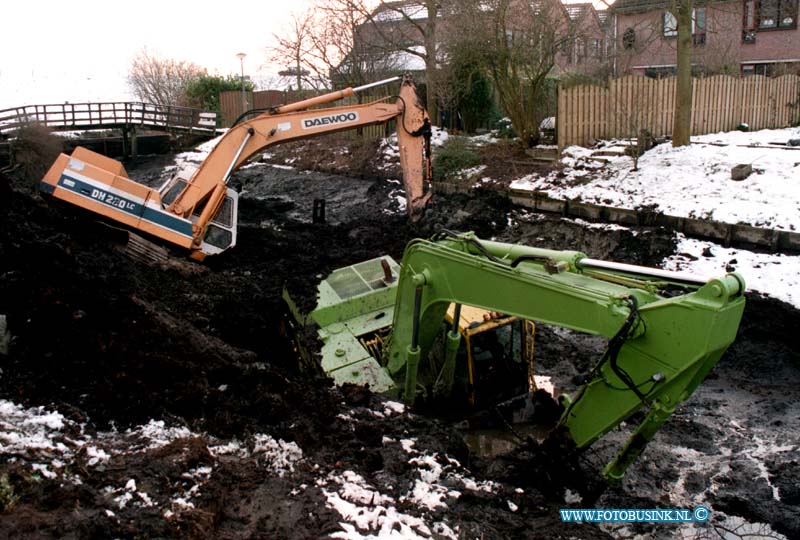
[0,151,797,540]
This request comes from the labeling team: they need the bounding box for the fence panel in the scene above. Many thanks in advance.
[558,74,800,148]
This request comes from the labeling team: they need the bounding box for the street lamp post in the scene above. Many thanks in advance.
[236,52,247,114]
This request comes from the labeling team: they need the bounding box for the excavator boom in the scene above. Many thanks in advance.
[293,232,746,480]
[40,75,432,260]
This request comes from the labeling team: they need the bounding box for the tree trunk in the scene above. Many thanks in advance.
[672,0,693,147]
[425,55,439,124]
[424,1,439,124]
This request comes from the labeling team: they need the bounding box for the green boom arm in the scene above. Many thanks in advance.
[385,233,745,479]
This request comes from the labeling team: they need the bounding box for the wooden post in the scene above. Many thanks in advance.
[130,125,138,160]
[121,125,129,159]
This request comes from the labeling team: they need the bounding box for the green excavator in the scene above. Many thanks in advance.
[284,231,746,480]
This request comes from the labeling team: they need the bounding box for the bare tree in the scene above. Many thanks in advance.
[270,11,328,92]
[127,49,204,107]
[451,0,569,147]
[270,1,401,93]
[339,0,443,121]
[611,1,743,146]
[671,0,740,145]
[314,0,403,89]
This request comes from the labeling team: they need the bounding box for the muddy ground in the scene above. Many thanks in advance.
[0,145,797,539]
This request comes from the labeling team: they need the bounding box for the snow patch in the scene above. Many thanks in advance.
[252,434,303,477]
[128,420,193,449]
[382,401,405,416]
[663,235,800,309]
[511,127,800,231]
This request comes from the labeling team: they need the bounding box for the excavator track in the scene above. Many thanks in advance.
[124,232,170,265]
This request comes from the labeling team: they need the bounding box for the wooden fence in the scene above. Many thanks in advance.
[558,74,800,148]
[219,89,393,140]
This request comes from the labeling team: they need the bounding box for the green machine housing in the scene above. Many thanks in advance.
[285,233,746,480]
[284,256,401,392]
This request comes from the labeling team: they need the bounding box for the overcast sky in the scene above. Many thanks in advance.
[0,0,312,108]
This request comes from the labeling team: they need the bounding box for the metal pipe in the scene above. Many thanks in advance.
[577,258,713,285]
[222,127,254,184]
[404,286,425,405]
[477,237,586,269]
[439,329,461,397]
[411,286,423,350]
[352,76,400,93]
[271,77,400,115]
[451,303,462,334]
[404,345,421,406]
[271,89,355,115]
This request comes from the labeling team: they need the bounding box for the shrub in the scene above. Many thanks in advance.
[494,118,516,139]
[433,137,481,182]
[0,474,17,511]
[186,74,255,113]
[10,123,63,189]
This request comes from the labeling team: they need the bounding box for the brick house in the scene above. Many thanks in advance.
[347,0,614,80]
[558,3,614,76]
[609,0,800,76]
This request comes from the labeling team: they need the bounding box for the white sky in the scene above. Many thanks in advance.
[0,0,312,108]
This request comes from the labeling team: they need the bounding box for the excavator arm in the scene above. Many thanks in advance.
[40,75,432,260]
[384,232,746,480]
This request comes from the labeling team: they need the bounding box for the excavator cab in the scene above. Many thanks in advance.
[443,305,535,408]
[194,189,238,257]
[156,166,238,259]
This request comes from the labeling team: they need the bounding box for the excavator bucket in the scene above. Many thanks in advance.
[395,76,433,221]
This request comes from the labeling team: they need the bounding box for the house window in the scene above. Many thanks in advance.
[645,66,677,78]
[758,0,798,29]
[663,8,707,42]
[693,8,707,44]
[561,39,574,64]
[743,61,800,75]
[743,0,758,42]
[663,12,678,36]
[623,27,636,49]
[575,38,586,62]
[589,38,602,59]
[742,63,771,76]
[744,0,757,29]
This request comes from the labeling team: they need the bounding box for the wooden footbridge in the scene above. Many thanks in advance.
[0,102,218,159]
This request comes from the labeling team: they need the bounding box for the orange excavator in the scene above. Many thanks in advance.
[40,75,432,261]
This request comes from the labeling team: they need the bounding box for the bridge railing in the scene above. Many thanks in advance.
[0,102,218,134]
